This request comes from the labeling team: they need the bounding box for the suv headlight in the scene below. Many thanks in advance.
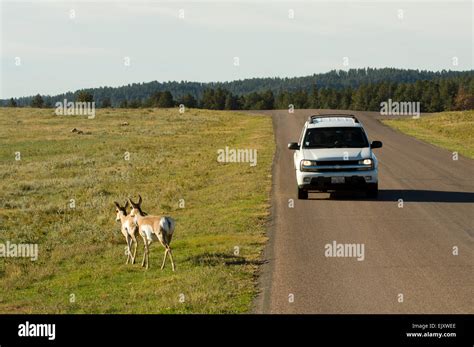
[358,158,374,169]
[300,160,316,171]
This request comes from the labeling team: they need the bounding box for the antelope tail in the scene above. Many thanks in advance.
[159,216,175,236]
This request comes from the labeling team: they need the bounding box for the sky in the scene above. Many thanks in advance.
[0,0,472,98]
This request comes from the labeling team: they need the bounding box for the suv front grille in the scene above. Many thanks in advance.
[302,160,371,172]
[316,160,359,166]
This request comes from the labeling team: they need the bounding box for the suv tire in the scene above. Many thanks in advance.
[298,187,308,200]
[366,183,378,199]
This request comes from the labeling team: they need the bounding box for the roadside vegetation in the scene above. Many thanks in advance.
[383,110,474,159]
[0,108,274,313]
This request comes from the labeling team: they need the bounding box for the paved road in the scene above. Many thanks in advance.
[254,109,474,313]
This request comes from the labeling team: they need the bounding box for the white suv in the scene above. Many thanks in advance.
[288,114,382,199]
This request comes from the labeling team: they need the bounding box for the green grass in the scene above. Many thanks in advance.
[382,110,474,159]
[0,107,274,313]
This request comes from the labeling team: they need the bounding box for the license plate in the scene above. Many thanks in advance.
[331,177,345,184]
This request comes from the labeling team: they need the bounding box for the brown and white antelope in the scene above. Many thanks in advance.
[114,201,139,264]
[128,195,176,271]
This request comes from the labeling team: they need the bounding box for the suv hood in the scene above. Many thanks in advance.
[301,147,371,161]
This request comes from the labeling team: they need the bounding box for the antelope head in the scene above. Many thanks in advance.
[128,194,145,218]
[114,201,128,221]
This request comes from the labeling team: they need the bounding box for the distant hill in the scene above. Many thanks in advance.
[4,68,473,107]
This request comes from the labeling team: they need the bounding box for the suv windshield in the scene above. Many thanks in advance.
[303,127,369,148]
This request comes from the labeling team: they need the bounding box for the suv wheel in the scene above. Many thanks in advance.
[366,183,378,199]
[298,187,308,200]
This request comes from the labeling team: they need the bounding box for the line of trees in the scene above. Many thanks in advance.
[5,68,473,108]
[192,76,473,112]
[274,77,474,112]
[6,74,474,112]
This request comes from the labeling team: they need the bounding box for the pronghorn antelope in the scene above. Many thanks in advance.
[114,201,139,264]
[128,195,176,271]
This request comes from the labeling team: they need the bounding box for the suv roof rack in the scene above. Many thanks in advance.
[308,114,359,123]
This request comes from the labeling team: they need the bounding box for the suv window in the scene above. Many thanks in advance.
[303,127,369,148]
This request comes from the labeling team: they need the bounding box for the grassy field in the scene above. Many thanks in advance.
[383,110,474,159]
[0,107,274,313]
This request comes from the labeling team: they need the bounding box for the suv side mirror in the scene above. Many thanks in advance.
[288,142,299,150]
[371,141,383,149]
